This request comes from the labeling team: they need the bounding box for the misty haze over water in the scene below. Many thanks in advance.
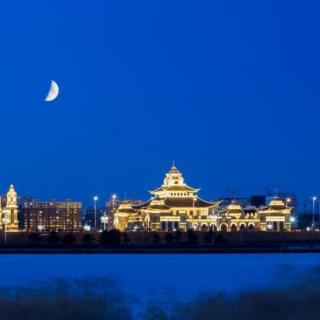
[1,254,320,319]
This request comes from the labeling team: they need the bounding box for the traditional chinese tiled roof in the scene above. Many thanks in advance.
[164,197,219,208]
[150,165,200,195]
[116,201,138,214]
[259,197,290,211]
[132,199,153,210]
[147,199,171,210]
[151,185,199,193]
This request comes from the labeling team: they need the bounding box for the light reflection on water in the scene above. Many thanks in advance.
[0,253,319,301]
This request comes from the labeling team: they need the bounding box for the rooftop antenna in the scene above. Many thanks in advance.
[172,160,175,167]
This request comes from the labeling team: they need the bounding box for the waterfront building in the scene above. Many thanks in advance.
[218,197,250,209]
[114,165,293,232]
[258,197,292,231]
[23,199,81,232]
[216,201,260,231]
[216,200,292,231]
[266,192,297,210]
[0,184,19,231]
[114,165,220,232]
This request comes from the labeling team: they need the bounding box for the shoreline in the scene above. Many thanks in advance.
[0,246,319,254]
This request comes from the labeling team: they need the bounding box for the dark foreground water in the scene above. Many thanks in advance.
[0,254,320,319]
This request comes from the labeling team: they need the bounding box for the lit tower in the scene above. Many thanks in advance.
[5,184,19,231]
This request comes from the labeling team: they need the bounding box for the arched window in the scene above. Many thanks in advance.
[201,224,208,232]
[231,224,237,232]
[220,224,228,232]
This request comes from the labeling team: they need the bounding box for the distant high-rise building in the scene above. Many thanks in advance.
[84,207,106,229]
[105,195,122,229]
[22,199,81,232]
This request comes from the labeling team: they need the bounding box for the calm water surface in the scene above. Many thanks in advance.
[0,253,320,302]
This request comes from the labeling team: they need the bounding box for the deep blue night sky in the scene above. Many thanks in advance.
[0,1,320,208]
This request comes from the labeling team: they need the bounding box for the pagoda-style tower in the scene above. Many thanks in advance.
[4,184,19,231]
[150,165,200,199]
[114,165,220,232]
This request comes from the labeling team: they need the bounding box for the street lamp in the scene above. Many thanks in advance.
[311,196,317,230]
[286,198,291,209]
[290,216,296,223]
[93,195,99,230]
[100,214,109,231]
[84,224,91,232]
[112,194,117,208]
[110,194,117,229]
[2,210,10,246]
[37,225,44,233]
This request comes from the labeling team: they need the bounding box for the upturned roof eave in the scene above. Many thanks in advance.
[150,185,200,194]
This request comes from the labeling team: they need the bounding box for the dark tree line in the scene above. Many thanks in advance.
[26,229,225,247]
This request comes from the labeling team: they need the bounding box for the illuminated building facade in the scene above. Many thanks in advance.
[216,198,292,231]
[0,184,19,231]
[257,197,292,231]
[23,199,81,232]
[114,165,293,232]
[114,165,220,232]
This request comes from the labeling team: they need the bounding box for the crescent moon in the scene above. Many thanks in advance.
[45,80,59,102]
